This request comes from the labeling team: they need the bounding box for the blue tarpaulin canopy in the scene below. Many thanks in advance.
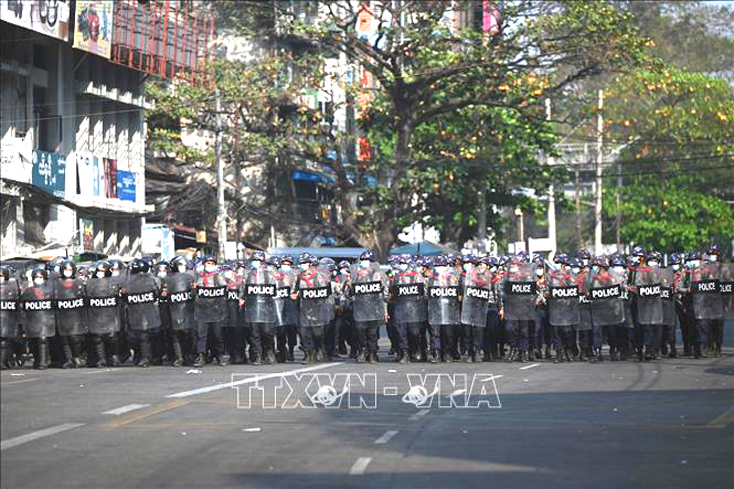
[389,241,455,257]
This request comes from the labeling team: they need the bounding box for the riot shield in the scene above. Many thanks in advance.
[634,265,663,325]
[54,278,88,335]
[350,263,387,322]
[194,273,227,322]
[297,266,333,327]
[659,268,676,326]
[275,269,299,327]
[461,267,492,327]
[576,273,592,331]
[427,267,461,326]
[503,263,536,321]
[547,269,581,327]
[225,277,243,328]
[21,282,56,338]
[0,280,21,338]
[690,262,723,320]
[165,272,196,331]
[720,263,734,320]
[86,277,121,334]
[391,266,427,324]
[588,268,625,326]
[125,274,161,331]
[243,267,277,323]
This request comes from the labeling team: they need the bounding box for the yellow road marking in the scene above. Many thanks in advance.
[708,405,734,428]
[106,400,189,428]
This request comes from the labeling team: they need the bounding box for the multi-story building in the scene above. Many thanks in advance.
[1,0,212,260]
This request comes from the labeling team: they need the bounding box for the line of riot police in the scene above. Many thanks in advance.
[0,244,731,369]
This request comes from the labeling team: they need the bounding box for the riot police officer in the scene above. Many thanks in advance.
[55,260,88,368]
[125,258,162,367]
[243,251,278,365]
[193,255,228,367]
[347,251,388,363]
[0,266,21,369]
[292,253,333,364]
[86,261,123,367]
[166,256,196,367]
[21,267,55,369]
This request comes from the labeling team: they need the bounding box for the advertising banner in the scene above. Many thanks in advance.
[0,0,70,41]
[72,0,113,58]
[32,149,66,198]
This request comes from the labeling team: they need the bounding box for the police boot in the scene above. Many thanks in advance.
[596,348,604,362]
[62,341,74,369]
[636,348,644,362]
[265,349,276,365]
[429,349,438,364]
[443,351,453,363]
[564,347,574,362]
[287,347,295,362]
[554,349,564,363]
[93,336,106,368]
[644,347,654,362]
[504,348,515,363]
[609,348,618,362]
[588,348,597,363]
[218,354,230,366]
[369,351,379,363]
[355,349,366,364]
[697,344,707,359]
[193,353,206,367]
[171,338,184,367]
[517,349,527,363]
[660,343,668,356]
[544,346,552,361]
[36,340,50,370]
[276,349,286,363]
[138,337,151,368]
[0,340,10,370]
[397,349,408,364]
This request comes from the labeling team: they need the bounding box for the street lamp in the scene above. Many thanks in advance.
[515,207,524,243]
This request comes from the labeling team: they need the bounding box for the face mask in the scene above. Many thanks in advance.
[672,264,680,272]
[463,264,471,271]
[535,268,543,277]
[251,260,261,269]
[632,256,641,265]
[0,277,4,284]
[648,260,659,267]
[34,277,44,286]
[340,268,349,275]
[509,266,519,273]
[96,271,105,279]
[690,260,701,268]
[224,271,233,279]
[111,270,120,277]
[237,268,246,277]
[300,263,309,271]
[281,265,291,272]
[359,260,370,268]
[204,264,216,273]
[158,271,167,278]
[582,259,589,267]
[612,266,625,274]
[63,269,72,278]
[708,255,718,262]
[591,266,600,274]
[399,263,409,271]
[490,266,497,273]
[436,266,448,273]
[177,265,187,273]
[571,267,581,274]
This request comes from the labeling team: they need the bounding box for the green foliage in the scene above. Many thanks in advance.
[604,176,734,252]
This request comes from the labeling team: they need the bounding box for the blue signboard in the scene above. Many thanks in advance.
[31,150,66,198]
[116,170,137,202]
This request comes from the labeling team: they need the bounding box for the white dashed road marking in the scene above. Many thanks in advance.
[349,457,372,475]
[1,423,85,451]
[102,404,150,416]
[519,363,540,370]
[374,430,398,444]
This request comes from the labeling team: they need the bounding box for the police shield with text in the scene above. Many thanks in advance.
[391,255,427,362]
[461,255,492,363]
[86,261,123,367]
[193,255,228,367]
[348,251,388,364]
[125,258,161,367]
[502,256,536,362]
[166,256,196,366]
[427,255,461,362]
[0,266,21,370]
[55,259,89,368]
[275,256,299,362]
[243,251,278,365]
[292,253,333,364]
[21,267,56,369]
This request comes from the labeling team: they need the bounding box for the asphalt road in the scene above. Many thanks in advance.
[2,326,734,489]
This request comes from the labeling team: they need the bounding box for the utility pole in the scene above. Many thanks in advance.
[477,189,486,252]
[215,88,226,261]
[545,98,556,256]
[594,89,604,254]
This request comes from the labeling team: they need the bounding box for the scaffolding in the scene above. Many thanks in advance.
[110,0,214,88]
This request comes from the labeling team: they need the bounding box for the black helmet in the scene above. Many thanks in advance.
[265,255,280,267]
[141,256,156,270]
[299,253,315,265]
[251,250,266,262]
[338,260,351,270]
[578,248,591,260]
[203,254,217,265]
[281,255,294,266]
[610,254,626,267]
[31,267,48,281]
[359,250,374,262]
[668,253,682,266]
[171,256,188,271]
[156,261,170,274]
[708,244,721,256]
[592,255,609,268]
[0,266,10,281]
[60,259,77,278]
[94,260,111,277]
[130,258,148,274]
[647,250,662,263]
[109,259,124,272]
[632,245,646,257]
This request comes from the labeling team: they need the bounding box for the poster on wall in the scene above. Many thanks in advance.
[32,149,66,198]
[0,139,33,184]
[72,0,113,58]
[104,158,117,198]
[116,170,137,202]
[0,0,70,41]
[80,218,94,251]
[76,152,105,196]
